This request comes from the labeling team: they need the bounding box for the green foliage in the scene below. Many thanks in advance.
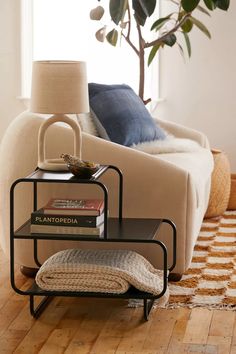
[190,16,211,38]
[163,34,177,47]
[214,0,230,10]
[90,0,230,100]
[109,0,127,25]
[151,15,172,32]
[148,44,162,66]
[106,29,118,46]
[203,0,230,10]
[132,0,156,25]
[183,32,192,57]
[203,0,216,10]
[179,11,194,33]
[181,0,200,12]
[91,0,230,57]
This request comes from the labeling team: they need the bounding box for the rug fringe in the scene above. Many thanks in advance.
[128,299,236,311]
[164,302,236,311]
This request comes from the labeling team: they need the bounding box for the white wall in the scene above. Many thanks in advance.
[157,2,236,170]
[0,0,25,142]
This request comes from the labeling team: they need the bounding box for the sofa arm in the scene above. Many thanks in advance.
[154,117,210,149]
[81,132,192,214]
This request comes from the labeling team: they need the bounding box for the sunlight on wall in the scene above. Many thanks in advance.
[21,0,159,101]
[33,0,139,88]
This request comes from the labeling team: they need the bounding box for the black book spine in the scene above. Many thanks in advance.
[31,211,102,227]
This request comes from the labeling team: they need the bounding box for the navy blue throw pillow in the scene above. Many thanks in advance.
[88,83,166,146]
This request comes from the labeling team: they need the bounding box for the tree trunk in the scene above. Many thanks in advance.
[139,46,145,102]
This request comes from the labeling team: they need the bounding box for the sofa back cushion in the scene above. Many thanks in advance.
[88,83,166,146]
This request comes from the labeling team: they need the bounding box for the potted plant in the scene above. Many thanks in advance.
[90,0,230,103]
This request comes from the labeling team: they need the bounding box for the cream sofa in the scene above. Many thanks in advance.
[0,111,214,275]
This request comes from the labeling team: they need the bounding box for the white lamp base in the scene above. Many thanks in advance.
[38,158,69,171]
[38,114,82,172]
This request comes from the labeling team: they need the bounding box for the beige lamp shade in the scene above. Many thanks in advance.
[30,60,89,114]
[30,61,89,171]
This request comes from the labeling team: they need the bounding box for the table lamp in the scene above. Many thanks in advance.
[30,60,89,171]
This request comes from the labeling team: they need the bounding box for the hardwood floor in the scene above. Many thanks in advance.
[1,247,236,354]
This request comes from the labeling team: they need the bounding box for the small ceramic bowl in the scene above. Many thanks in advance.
[67,163,100,179]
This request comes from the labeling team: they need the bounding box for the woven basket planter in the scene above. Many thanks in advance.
[205,149,231,218]
[227,174,236,210]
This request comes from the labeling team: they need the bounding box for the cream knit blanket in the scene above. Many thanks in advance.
[36,249,169,304]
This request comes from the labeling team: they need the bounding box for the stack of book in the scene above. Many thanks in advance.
[30,198,105,236]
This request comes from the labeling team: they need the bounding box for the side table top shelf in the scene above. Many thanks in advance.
[26,165,111,182]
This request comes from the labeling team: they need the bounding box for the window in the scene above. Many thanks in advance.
[21,0,160,103]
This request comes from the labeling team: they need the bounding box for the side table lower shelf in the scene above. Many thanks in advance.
[10,218,177,321]
[28,282,162,320]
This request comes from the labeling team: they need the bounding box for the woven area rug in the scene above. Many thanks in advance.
[167,210,236,310]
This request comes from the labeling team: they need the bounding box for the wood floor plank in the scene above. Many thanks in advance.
[230,346,236,354]
[142,308,178,351]
[92,299,135,353]
[116,351,162,354]
[0,297,27,338]
[64,299,120,354]
[166,308,190,354]
[0,329,28,353]
[92,299,134,339]
[90,335,122,354]
[38,328,75,354]
[186,343,217,353]
[8,302,35,332]
[115,307,152,352]
[207,335,232,354]
[230,313,236,347]
[183,308,213,344]
[13,298,68,354]
[39,298,89,353]
[209,310,235,337]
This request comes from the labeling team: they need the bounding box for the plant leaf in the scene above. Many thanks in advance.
[190,16,211,38]
[163,33,177,47]
[148,44,161,66]
[109,0,128,25]
[106,28,118,46]
[183,32,191,57]
[132,0,147,26]
[90,6,105,21]
[181,0,200,12]
[203,0,216,10]
[177,43,185,60]
[151,15,171,31]
[181,18,194,33]
[213,0,230,10]
[95,26,107,42]
[197,4,211,16]
[135,0,156,17]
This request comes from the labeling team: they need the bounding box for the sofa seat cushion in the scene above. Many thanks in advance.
[156,148,214,208]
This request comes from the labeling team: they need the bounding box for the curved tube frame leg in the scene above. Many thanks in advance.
[143,299,155,321]
[30,295,52,318]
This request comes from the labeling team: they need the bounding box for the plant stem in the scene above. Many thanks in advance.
[122,3,139,56]
[144,14,191,48]
[137,23,145,101]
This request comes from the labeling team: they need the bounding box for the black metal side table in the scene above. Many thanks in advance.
[10,165,176,320]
